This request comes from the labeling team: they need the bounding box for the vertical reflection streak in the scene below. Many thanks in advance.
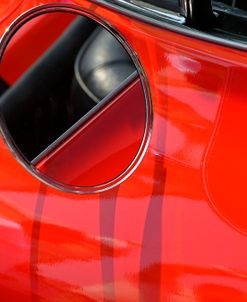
[140,160,166,302]
[139,33,167,301]
[100,188,119,301]
[30,184,47,302]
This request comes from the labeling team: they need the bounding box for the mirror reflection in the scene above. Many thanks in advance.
[0,11,149,191]
[0,12,137,161]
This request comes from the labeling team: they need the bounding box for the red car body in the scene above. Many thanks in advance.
[0,0,247,301]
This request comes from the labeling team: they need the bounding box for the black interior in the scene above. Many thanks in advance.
[0,16,136,161]
[211,0,247,39]
[0,78,8,96]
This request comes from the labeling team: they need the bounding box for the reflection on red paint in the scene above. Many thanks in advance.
[0,0,23,23]
[1,0,247,301]
[205,68,247,233]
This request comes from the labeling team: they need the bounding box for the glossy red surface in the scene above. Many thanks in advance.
[0,12,75,84]
[0,0,23,23]
[36,78,146,188]
[0,1,247,301]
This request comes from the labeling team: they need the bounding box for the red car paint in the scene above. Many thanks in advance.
[0,1,247,301]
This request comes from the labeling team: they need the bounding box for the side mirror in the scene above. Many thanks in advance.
[0,8,152,193]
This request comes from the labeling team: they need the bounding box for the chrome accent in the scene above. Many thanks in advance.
[188,0,193,19]
[180,0,189,18]
[0,4,153,194]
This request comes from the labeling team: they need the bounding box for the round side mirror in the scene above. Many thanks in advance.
[0,7,152,193]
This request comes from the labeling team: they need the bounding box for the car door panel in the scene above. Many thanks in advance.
[0,0,247,301]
